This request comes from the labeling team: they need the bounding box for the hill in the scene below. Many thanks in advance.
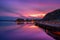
[42,9,60,21]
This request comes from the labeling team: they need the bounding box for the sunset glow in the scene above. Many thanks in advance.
[29,13,46,18]
[0,0,60,18]
[0,0,60,40]
[30,14,39,17]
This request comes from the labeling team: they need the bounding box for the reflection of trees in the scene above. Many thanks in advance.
[16,18,24,24]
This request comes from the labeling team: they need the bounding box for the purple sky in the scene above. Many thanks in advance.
[0,0,60,18]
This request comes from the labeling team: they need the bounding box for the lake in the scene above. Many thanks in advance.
[0,21,54,40]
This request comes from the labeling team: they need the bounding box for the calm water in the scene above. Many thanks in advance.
[0,21,54,40]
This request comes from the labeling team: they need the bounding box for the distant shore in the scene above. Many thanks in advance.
[0,20,16,22]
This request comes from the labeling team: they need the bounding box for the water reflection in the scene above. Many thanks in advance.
[0,21,16,27]
[0,22,54,40]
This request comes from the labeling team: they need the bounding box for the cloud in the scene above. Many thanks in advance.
[0,0,17,13]
[19,0,60,5]
[0,0,24,17]
[32,7,59,13]
[0,6,16,13]
[0,0,60,18]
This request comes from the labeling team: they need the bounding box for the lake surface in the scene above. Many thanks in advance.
[0,21,54,40]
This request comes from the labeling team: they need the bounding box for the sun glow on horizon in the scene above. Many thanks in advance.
[29,13,46,18]
[30,14,39,17]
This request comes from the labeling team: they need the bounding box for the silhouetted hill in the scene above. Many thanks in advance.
[42,9,60,21]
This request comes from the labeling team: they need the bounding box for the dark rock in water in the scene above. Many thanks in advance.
[35,22,60,40]
[42,9,60,21]
[35,22,60,32]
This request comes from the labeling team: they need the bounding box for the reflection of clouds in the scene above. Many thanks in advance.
[0,23,54,40]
